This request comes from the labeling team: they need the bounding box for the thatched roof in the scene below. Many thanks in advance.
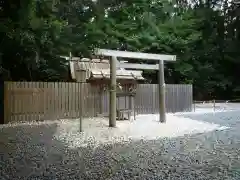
[63,57,145,82]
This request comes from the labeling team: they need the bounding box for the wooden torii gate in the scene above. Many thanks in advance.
[95,49,176,127]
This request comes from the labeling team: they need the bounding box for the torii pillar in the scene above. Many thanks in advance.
[95,49,176,127]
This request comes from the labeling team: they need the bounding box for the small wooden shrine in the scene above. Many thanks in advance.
[65,57,145,120]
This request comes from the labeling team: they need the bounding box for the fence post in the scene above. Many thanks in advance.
[0,81,4,124]
[79,83,83,132]
[109,56,117,127]
[193,101,196,112]
[213,99,216,112]
[159,60,166,123]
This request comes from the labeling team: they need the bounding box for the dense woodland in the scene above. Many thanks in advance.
[0,0,240,100]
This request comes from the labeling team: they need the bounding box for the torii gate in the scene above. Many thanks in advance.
[95,49,176,127]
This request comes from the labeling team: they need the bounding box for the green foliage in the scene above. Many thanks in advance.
[0,0,239,99]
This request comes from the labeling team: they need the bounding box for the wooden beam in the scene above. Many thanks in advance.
[158,60,166,123]
[118,63,159,70]
[60,56,80,61]
[95,49,176,61]
[109,56,117,127]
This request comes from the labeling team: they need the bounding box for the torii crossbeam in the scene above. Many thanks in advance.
[95,49,176,127]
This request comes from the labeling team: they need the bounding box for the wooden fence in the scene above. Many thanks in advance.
[3,82,192,123]
[135,84,192,114]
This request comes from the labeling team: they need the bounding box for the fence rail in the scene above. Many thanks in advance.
[4,82,193,123]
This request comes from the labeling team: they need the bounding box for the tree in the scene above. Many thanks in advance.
[1,0,239,99]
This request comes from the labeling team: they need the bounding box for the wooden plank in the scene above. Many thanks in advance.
[176,84,179,112]
[79,83,83,131]
[39,81,44,120]
[10,82,15,122]
[65,82,68,118]
[53,82,57,119]
[4,82,9,123]
[172,85,176,112]
[45,82,49,120]
[3,82,193,123]
[59,82,63,118]
[87,84,92,116]
[134,84,194,114]
[82,83,86,117]
[8,82,12,123]
[135,84,139,114]
[16,82,21,121]
[90,86,94,116]
[64,82,68,118]
[49,82,54,119]
[26,82,31,121]
[52,82,58,120]
[96,87,100,115]
[69,82,73,117]
[89,84,93,116]
[79,83,83,118]
[13,82,17,122]
[96,86,101,115]
[86,84,91,116]
[190,85,193,111]
[167,85,173,112]
[19,82,24,122]
[43,82,48,120]
[57,82,63,119]
[25,82,29,122]
[62,82,66,118]
[75,83,79,117]
[74,82,78,117]
[38,82,43,120]
[67,82,71,117]
[73,82,77,117]
[93,87,98,116]
[35,82,40,121]
[92,85,96,116]
[47,82,51,120]
[63,82,67,118]
[70,82,75,117]
[69,61,76,79]
[150,84,153,113]
[54,82,58,119]
[95,49,176,61]
[32,82,37,121]
[71,82,75,117]
[54,82,59,119]
[11,82,16,122]
[118,63,159,70]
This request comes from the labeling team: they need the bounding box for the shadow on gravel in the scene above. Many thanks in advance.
[1,121,240,180]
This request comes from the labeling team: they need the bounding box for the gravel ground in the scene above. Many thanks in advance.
[192,103,240,112]
[1,112,240,180]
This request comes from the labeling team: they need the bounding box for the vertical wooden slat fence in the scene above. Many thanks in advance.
[4,82,192,123]
[134,84,192,114]
[4,82,90,123]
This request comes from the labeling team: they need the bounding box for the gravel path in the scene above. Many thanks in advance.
[1,112,240,180]
[193,103,240,112]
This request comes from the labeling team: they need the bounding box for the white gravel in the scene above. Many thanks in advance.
[192,103,240,113]
[53,114,228,149]
[1,112,239,179]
